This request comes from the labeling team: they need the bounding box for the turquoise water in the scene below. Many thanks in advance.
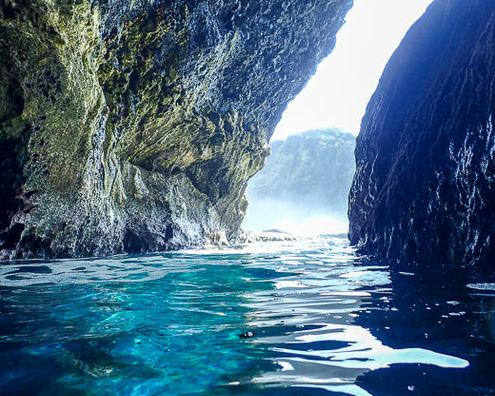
[0,236,494,395]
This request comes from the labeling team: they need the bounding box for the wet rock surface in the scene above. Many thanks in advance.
[348,0,495,266]
[0,0,352,259]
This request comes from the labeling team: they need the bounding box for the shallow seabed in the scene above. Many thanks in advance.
[0,237,494,396]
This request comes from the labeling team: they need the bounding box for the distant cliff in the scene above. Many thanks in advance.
[348,0,495,266]
[0,0,352,259]
[244,128,355,232]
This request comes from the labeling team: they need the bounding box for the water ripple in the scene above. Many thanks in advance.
[0,236,491,396]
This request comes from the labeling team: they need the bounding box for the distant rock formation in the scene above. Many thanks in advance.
[348,0,495,266]
[0,0,352,259]
[244,128,355,232]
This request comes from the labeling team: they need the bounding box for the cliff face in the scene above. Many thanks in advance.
[348,0,495,265]
[0,0,352,258]
[244,128,355,231]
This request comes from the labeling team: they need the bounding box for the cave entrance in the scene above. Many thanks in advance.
[242,0,434,237]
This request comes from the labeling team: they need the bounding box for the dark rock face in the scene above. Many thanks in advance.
[348,0,495,265]
[244,128,355,231]
[0,0,352,258]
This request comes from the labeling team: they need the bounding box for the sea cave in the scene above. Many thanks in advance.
[1,1,495,395]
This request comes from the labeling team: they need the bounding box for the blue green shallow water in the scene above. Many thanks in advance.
[0,236,494,395]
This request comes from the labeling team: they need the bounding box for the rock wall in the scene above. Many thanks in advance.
[0,0,352,258]
[348,0,495,265]
[243,128,355,231]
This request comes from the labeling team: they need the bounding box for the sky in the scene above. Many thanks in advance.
[271,0,435,140]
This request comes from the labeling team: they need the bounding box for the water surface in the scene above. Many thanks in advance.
[0,237,494,395]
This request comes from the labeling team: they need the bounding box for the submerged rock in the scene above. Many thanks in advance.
[0,0,352,259]
[348,0,495,266]
[243,128,355,231]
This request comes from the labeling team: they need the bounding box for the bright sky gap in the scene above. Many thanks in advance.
[271,0,435,141]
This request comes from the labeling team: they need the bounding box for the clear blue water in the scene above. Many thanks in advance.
[0,236,494,395]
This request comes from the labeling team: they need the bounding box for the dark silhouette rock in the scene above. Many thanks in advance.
[348,0,495,266]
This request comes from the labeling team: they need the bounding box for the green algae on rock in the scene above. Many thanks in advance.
[0,0,352,258]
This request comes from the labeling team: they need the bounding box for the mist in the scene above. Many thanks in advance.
[242,197,349,236]
[242,129,355,237]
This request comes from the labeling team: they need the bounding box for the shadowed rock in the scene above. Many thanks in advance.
[348,0,495,266]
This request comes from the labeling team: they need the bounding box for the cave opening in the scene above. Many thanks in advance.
[241,0,434,237]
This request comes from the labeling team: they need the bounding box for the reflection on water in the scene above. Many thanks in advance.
[239,239,469,396]
[0,237,494,395]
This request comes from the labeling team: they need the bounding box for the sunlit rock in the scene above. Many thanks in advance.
[0,0,352,258]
